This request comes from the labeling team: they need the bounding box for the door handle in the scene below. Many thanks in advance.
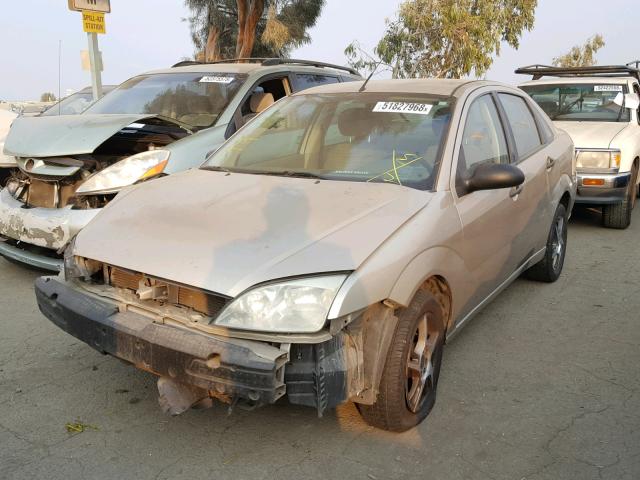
[509,184,524,198]
[546,156,557,170]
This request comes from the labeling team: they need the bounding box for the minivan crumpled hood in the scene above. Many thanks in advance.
[555,121,628,149]
[75,170,432,297]
[3,113,159,157]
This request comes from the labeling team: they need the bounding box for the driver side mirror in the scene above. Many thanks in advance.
[462,163,525,195]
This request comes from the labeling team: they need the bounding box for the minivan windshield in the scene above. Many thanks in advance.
[84,72,246,129]
[521,83,630,122]
[202,93,453,191]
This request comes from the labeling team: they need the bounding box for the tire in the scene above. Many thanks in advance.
[526,203,568,283]
[357,288,445,432]
[602,165,637,229]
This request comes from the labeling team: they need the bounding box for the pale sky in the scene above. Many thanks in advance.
[0,0,638,101]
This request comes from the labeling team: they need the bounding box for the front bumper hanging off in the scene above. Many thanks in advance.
[34,277,351,414]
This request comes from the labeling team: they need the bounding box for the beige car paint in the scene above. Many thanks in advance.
[70,79,576,340]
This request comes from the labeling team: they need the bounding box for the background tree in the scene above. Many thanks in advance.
[185,0,324,61]
[552,34,605,67]
[40,92,56,102]
[346,0,537,79]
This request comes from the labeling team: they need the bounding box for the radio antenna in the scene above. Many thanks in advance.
[359,60,385,92]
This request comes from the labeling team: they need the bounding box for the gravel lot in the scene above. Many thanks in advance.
[1,206,639,480]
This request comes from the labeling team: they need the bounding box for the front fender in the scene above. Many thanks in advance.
[387,246,472,328]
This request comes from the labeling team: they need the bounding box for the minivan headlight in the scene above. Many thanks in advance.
[214,275,347,333]
[575,150,621,170]
[76,150,170,195]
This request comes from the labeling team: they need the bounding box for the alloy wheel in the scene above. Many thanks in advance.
[405,313,441,413]
[551,215,565,272]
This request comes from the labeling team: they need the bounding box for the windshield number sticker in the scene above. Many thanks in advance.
[594,85,623,92]
[373,102,433,115]
[200,76,234,84]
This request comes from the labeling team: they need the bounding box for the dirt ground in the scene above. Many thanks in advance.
[1,206,638,480]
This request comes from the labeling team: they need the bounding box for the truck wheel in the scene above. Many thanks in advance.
[357,288,445,432]
[526,203,568,283]
[602,166,637,229]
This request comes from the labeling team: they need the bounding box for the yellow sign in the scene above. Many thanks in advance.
[82,11,105,34]
[69,0,111,13]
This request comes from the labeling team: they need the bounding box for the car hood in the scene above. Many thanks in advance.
[75,170,432,297]
[0,110,17,165]
[3,113,160,157]
[554,121,628,149]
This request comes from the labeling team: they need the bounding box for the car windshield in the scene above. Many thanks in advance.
[521,83,630,122]
[40,92,94,116]
[202,93,453,191]
[84,72,246,129]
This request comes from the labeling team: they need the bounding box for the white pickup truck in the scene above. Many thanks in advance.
[517,65,640,229]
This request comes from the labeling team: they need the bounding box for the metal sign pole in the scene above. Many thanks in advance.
[87,31,103,101]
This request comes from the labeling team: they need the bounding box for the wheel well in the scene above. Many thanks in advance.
[422,276,453,334]
[559,191,572,211]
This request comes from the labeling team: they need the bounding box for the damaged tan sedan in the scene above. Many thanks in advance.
[35,79,576,431]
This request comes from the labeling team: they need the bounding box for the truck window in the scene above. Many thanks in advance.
[293,74,339,91]
[520,83,630,123]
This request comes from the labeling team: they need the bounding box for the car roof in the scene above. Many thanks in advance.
[519,76,634,87]
[142,61,361,79]
[292,78,503,98]
[147,63,263,75]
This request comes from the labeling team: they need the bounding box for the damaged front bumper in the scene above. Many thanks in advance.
[0,188,99,270]
[35,276,354,415]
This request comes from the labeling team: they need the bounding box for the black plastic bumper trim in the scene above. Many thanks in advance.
[35,277,286,404]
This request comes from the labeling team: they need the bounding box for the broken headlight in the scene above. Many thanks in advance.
[75,149,170,196]
[214,275,347,333]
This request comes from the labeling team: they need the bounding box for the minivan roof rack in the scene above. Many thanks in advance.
[171,57,360,76]
[515,64,640,83]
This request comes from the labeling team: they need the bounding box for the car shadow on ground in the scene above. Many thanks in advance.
[568,205,604,228]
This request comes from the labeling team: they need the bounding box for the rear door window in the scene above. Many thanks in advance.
[292,74,340,91]
[498,93,542,160]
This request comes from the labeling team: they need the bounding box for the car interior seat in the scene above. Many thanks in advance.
[242,92,275,125]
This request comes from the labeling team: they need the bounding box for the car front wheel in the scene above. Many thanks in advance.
[603,164,637,229]
[357,288,445,432]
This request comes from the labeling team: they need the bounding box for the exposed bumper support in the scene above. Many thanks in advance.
[34,277,355,414]
[35,277,289,405]
[576,171,631,205]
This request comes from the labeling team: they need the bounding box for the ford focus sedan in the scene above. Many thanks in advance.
[35,79,576,431]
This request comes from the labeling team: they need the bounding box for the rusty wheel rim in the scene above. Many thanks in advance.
[405,313,441,414]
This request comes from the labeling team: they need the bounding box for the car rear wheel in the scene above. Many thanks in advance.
[602,164,637,229]
[357,288,445,432]
[526,203,568,283]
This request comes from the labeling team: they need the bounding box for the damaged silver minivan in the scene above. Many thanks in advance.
[0,59,360,269]
[36,79,575,431]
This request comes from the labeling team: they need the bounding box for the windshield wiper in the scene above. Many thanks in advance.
[275,170,324,179]
[201,165,233,173]
[200,167,324,179]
